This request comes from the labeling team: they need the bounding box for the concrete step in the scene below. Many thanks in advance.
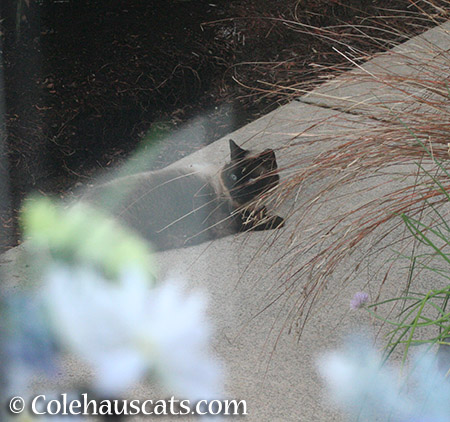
[300,20,450,121]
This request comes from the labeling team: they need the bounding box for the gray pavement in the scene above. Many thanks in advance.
[300,20,450,120]
[2,20,450,422]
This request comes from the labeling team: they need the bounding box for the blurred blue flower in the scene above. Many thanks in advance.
[318,337,450,422]
[4,293,58,376]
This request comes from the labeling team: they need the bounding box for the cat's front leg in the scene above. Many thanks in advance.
[239,205,284,232]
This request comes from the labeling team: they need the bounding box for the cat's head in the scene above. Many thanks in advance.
[220,139,280,206]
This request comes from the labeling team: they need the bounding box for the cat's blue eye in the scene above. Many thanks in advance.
[230,173,238,182]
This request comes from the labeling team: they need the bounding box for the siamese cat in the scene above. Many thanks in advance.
[84,140,284,251]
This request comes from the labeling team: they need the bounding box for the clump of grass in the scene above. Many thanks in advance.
[365,152,450,363]
[269,110,450,334]
[352,161,450,364]
[262,0,450,336]
[366,286,450,366]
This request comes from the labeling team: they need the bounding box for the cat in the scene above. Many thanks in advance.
[83,139,284,251]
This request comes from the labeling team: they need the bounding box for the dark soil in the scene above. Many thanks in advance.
[1,0,448,251]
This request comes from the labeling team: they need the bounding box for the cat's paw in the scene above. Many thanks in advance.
[248,214,285,231]
[270,215,285,229]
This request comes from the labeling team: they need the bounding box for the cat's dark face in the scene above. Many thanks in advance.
[220,139,280,206]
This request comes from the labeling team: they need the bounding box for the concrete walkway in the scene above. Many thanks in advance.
[2,20,449,422]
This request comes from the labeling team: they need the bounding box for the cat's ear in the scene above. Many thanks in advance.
[229,139,247,161]
[260,149,277,169]
[261,149,276,161]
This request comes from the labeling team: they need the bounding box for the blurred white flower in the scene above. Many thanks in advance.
[318,338,450,421]
[42,264,221,400]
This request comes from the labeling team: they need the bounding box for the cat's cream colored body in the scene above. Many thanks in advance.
[84,165,237,250]
[83,140,283,251]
